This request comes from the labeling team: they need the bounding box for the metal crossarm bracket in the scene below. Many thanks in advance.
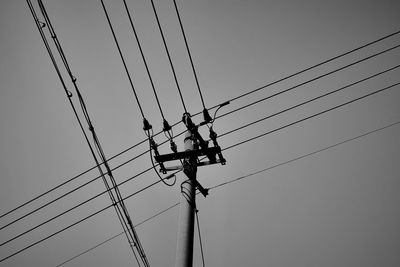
[154,146,221,163]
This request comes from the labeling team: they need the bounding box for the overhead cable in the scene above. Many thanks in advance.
[122,0,169,125]
[216,43,400,122]
[172,0,211,122]
[2,41,398,227]
[219,64,400,139]
[31,1,150,265]
[223,81,400,151]
[3,28,398,222]
[149,0,188,113]
[1,78,397,261]
[0,179,162,264]
[54,119,400,267]
[99,0,146,120]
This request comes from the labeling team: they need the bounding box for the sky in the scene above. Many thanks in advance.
[0,0,400,266]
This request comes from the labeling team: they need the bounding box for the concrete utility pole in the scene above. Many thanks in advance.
[175,131,197,267]
[153,112,225,267]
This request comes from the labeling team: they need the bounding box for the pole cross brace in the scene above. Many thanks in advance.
[154,146,221,163]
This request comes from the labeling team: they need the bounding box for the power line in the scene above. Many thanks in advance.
[223,81,400,152]
[2,78,397,261]
[0,149,149,231]
[3,77,397,260]
[219,64,400,139]
[53,119,400,267]
[3,56,397,239]
[149,0,188,113]
[211,120,400,190]
[2,45,398,230]
[225,29,400,104]
[0,179,162,264]
[56,202,179,267]
[216,43,400,122]
[0,163,156,247]
[195,211,206,267]
[99,0,146,120]
[31,1,150,265]
[3,27,398,225]
[122,0,168,123]
[172,0,207,110]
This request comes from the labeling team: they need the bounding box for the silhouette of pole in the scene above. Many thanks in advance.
[175,131,197,267]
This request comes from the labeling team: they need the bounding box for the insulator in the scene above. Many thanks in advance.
[182,112,194,130]
[163,119,171,132]
[150,138,158,151]
[143,118,152,131]
[209,128,217,141]
[170,140,177,153]
[202,108,212,123]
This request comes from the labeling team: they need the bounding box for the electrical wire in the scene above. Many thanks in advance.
[195,210,206,267]
[149,141,177,187]
[3,76,396,255]
[122,0,167,122]
[4,74,397,251]
[0,163,153,247]
[99,0,146,119]
[172,0,206,110]
[53,119,400,267]
[55,202,180,267]
[2,46,398,231]
[218,64,400,139]
[3,56,397,240]
[0,179,162,264]
[3,28,398,221]
[211,120,400,190]
[226,29,400,104]
[32,1,150,265]
[2,79,397,262]
[223,81,400,152]
[215,43,400,122]
[149,0,188,113]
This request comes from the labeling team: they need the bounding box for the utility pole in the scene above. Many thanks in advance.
[152,111,227,267]
[175,131,197,267]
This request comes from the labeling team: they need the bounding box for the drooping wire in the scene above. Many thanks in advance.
[3,28,399,224]
[53,119,400,267]
[99,0,146,120]
[148,139,177,186]
[149,0,188,113]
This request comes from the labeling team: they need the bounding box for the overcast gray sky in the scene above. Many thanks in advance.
[1,0,400,266]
